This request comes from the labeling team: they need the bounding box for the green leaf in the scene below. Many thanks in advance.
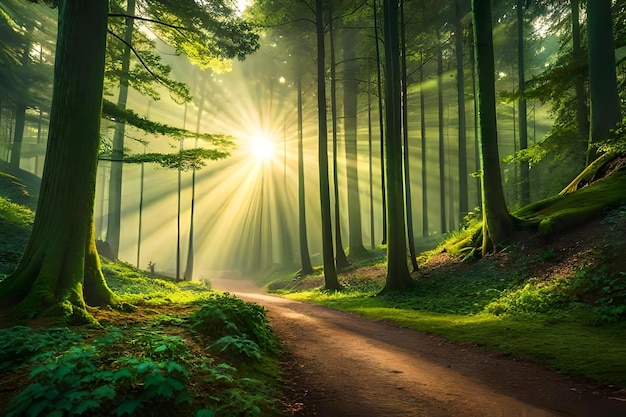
[112,368,133,382]
[72,399,100,415]
[115,399,143,416]
[24,398,51,416]
[91,385,116,400]
[195,409,214,417]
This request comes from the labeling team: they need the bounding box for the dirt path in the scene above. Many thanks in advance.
[212,279,626,417]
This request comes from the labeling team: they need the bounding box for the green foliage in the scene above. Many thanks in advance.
[5,331,192,417]
[125,148,230,171]
[597,117,626,155]
[0,195,33,228]
[210,335,262,360]
[199,362,275,417]
[571,266,626,325]
[189,293,279,357]
[0,326,83,371]
[484,277,572,316]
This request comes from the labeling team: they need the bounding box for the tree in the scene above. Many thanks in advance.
[400,0,418,272]
[455,0,470,218]
[586,0,621,163]
[516,0,530,206]
[0,0,119,323]
[296,62,314,276]
[472,0,515,255]
[328,5,350,271]
[380,0,413,294]
[315,0,341,290]
[342,27,368,260]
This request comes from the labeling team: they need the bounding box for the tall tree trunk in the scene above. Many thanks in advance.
[10,36,32,169]
[586,0,621,163]
[436,28,447,234]
[380,0,413,294]
[373,0,387,245]
[571,0,589,160]
[106,0,136,259]
[0,0,119,323]
[184,93,203,281]
[328,8,350,270]
[469,22,482,209]
[297,67,313,275]
[10,105,26,168]
[471,0,515,255]
[455,0,469,220]
[517,0,530,206]
[420,50,429,237]
[367,71,376,250]
[343,29,368,259]
[315,0,340,290]
[400,1,418,272]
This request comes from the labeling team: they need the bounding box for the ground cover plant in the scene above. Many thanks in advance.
[0,260,285,416]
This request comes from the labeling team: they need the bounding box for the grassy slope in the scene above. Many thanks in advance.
[270,173,626,388]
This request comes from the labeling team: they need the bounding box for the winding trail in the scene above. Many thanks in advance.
[213,279,626,417]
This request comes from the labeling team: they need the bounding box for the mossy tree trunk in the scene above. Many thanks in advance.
[380,0,413,294]
[0,0,119,323]
[471,0,515,255]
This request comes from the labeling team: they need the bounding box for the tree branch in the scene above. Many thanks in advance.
[108,13,190,32]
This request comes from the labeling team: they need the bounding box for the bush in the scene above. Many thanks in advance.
[189,293,279,356]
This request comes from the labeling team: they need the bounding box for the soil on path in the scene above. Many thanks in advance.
[213,278,626,417]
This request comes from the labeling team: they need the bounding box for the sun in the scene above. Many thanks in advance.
[250,133,275,161]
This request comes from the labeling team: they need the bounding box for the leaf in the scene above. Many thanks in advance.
[195,409,215,417]
[91,385,116,400]
[112,368,133,382]
[72,399,100,415]
[24,398,51,416]
[115,399,143,416]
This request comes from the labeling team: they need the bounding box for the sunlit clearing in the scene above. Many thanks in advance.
[251,133,275,161]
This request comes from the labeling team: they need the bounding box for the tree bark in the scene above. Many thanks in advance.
[436,27,447,234]
[328,8,350,271]
[517,0,530,206]
[106,0,136,259]
[420,49,429,237]
[400,1,418,272]
[343,29,368,260]
[471,0,515,255]
[373,0,387,245]
[380,0,413,293]
[586,0,621,163]
[0,0,119,323]
[315,0,341,290]
[297,67,314,275]
[455,0,469,219]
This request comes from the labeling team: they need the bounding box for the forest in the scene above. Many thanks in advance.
[0,0,625,415]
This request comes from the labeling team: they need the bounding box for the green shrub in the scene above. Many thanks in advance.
[485,277,572,316]
[571,266,626,325]
[189,293,279,356]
